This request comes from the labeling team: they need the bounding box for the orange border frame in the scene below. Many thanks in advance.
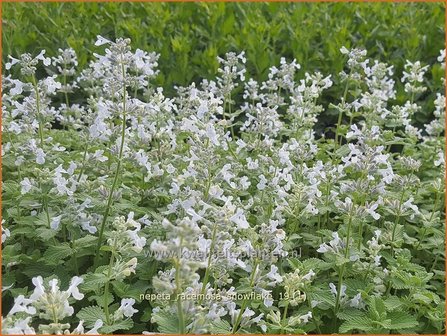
[0,1,445,335]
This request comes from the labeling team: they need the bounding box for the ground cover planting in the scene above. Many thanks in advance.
[2,2,445,335]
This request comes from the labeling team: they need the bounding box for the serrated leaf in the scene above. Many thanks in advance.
[35,227,57,241]
[151,310,180,333]
[111,281,130,299]
[21,263,54,278]
[388,311,418,330]
[209,319,232,334]
[101,319,133,333]
[369,296,387,318]
[302,258,329,271]
[74,235,98,248]
[43,244,73,264]
[308,289,335,308]
[12,226,36,236]
[384,296,403,311]
[80,273,109,292]
[339,314,374,333]
[337,308,364,321]
[77,306,106,328]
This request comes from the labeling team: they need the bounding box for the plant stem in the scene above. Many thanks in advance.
[103,247,116,325]
[334,73,351,153]
[280,302,289,334]
[416,191,439,250]
[307,295,322,334]
[228,94,236,139]
[175,237,185,334]
[93,61,127,268]
[333,208,354,327]
[390,189,406,258]
[63,65,69,107]
[76,142,89,182]
[31,75,44,147]
[199,223,218,303]
[232,260,259,334]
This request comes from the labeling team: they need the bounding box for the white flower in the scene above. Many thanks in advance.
[329,282,337,295]
[365,202,381,220]
[317,243,330,253]
[30,276,46,301]
[317,232,343,254]
[35,148,46,165]
[93,149,108,162]
[246,158,259,170]
[9,79,25,96]
[50,215,62,230]
[329,283,346,297]
[302,269,315,281]
[239,176,251,190]
[257,174,267,190]
[118,298,138,318]
[349,293,364,309]
[8,295,36,316]
[67,276,84,300]
[434,151,444,167]
[128,230,147,253]
[206,124,219,145]
[95,35,111,46]
[4,317,36,334]
[35,50,51,66]
[230,208,250,229]
[299,311,312,324]
[437,49,445,69]
[266,265,283,284]
[403,197,420,218]
[20,178,33,194]
[5,55,20,70]
[340,46,349,54]
[2,223,11,244]
[42,76,62,94]
[86,319,103,334]
[197,100,208,119]
[72,320,85,334]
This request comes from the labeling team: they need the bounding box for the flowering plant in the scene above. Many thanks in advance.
[1,37,445,334]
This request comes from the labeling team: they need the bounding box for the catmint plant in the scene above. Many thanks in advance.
[1,38,445,335]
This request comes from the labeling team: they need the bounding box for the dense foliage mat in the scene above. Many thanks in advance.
[3,2,445,128]
[2,35,445,334]
[1,3,446,335]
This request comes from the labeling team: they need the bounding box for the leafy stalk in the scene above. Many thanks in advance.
[333,206,355,328]
[94,61,127,268]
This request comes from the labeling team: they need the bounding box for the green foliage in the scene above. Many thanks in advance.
[3,2,445,125]
[1,3,445,334]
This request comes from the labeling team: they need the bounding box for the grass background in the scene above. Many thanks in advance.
[2,2,445,128]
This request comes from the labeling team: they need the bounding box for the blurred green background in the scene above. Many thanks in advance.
[2,2,445,127]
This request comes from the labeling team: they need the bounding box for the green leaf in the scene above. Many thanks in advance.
[80,273,109,292]
[388,311,419,330]
[74,235,98,248]
[337,308,364,321]
[77,306,106,328]
[339,314,375,333]
[35,227,57,241]
[111,281,130,299]
[43,243,73,264]
[209,319,232,334]
[369,296,386,319]
[308,289,335,309]
[384,296,403,311]
[101,319,133,333]
[151,310,180,334]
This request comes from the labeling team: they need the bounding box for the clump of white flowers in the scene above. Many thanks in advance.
[2,38,444,335]
[2,276,92,335]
